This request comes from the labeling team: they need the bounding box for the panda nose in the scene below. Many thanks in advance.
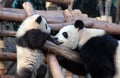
[52,37,63,45]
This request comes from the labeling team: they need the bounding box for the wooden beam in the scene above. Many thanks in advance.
[0,41,81,64]
[0,52,16,61]
[0,8,120,35]
[46,53,64,78]
[0,30,16,37]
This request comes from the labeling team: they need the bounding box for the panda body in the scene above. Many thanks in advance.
[55,20,120,78]
[16,14,51,78]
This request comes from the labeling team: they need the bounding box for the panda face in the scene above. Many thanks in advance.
[55,25,80,50]
[39,16,51,34]
[16,14,51,37]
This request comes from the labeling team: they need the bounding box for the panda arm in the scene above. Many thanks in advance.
[24,29,51,49]
[57,56,87,76]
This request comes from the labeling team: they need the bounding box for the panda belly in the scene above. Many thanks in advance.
[114,42,120,78]
[16,45,44,77]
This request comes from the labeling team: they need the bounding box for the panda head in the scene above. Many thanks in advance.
[55,20,84,50]
[16,14,51,37]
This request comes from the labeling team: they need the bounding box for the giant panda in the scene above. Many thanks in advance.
[54,20,120,78]
[16,14,56,78]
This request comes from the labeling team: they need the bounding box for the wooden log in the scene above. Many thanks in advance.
[22,2,35,16]
[43,41,81,63]
[0,75,15,78]
[0,8,64,23]
[0,16,5,75]
[0,52,16,61]
[46,53,64,78]
[0,8,120,35]
[0,41,81,63]
[0,30,16,37]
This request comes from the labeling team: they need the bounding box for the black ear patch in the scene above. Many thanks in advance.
[36,15,42,24]
[74,20,84,29]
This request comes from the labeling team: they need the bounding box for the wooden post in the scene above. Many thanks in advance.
[98,0,104,16]
[115,0,120,24]
[46,53,64,78]
[0,19,5,75]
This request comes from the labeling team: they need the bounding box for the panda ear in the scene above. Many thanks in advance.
[36,16,42,24]
[74,20,84,29]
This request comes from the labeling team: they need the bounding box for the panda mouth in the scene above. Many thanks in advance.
[52,37,63,45]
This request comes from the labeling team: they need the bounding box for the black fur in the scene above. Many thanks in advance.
[36,64,47,78]
[16,68,33,78]
[36,16,42,24]
[79,34,118,78]
[16,29,51,49]
[57,55,88,76]
[74,20,84,29]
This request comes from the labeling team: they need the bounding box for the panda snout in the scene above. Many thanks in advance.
[53,37,58,40]
[53,37,63,45]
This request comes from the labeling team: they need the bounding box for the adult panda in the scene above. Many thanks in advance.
[54,20,120,78]
[16,14,57,78]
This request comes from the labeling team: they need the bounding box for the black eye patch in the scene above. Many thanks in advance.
[62,32,68,38]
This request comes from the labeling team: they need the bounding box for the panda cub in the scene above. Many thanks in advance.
[55,20,120,78]
[16,14,56,78]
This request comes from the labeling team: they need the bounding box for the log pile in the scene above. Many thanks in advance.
[0,8,120,34]
[0,0,120,78]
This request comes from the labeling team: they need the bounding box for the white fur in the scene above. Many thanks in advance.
[16,14,51,38]
[16,14,49,78]
[79,28,105,48]
[16,45,44,77]
[55,25,80,50]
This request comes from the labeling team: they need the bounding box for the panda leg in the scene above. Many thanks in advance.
[36,64,47,78]
[16,67,33,78]
[83,59,114,78]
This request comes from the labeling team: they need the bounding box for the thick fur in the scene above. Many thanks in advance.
[57,55,88,76]
[79,33,118,78]
[17,29,51,49]
[55,20,120,78]
[16,14,50,78]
